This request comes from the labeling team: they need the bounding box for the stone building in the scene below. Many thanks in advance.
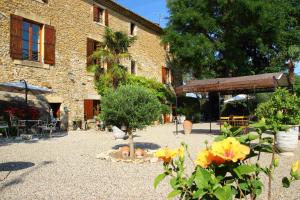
[0,0,170,129]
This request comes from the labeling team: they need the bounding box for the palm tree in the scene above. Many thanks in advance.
[87,28,136,91]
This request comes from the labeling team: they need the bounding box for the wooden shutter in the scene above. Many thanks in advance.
[162,66,167,84]
[105,9,109,26]
[87,38,95,67]
[10,14,23,60]
[84,100,94,120]
[44,25,56,65]
[93,5,99,22]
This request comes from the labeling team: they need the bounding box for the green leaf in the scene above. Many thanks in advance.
[250,179,263,196]
[167,190,181,199]
[170,177,177,189]
[154,173,167,189]
[233,165,257,179]
[195,167,211,189]
[214,186,233,200]
[192,189,206,199]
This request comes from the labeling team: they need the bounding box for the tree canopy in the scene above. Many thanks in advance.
[163,0,300,79]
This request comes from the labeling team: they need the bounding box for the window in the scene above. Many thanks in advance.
[22,21,41,61]
[162,66,170,84]
[87,38,103,67]
[93,5,108,26]
[131,60,136,75]
[130,22,137,36]
[10,14,56,65]
[98,8,104,24]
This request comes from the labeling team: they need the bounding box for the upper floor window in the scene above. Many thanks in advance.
[22,21,41,61]
[130,22,137,36]
[10,14,56,65]
[93,5,109,26]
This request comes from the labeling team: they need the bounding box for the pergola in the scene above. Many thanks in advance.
[176,72,291,95]
[174,72,291,133]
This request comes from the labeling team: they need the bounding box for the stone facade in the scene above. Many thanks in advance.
[0,0,167,129]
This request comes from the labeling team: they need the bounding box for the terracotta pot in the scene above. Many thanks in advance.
[183,120,192,134]
[163,114,171,123]
[135,148,145,158]
[120,146,130,158]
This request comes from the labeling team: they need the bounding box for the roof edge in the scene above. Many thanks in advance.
[95,0,164,34]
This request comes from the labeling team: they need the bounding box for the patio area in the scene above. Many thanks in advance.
[0,123,299,200]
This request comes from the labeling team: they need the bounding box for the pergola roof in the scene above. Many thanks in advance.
[175,72,291,95]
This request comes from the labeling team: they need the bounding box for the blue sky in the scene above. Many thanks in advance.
[115,1,300,75]
[116,0,168,27]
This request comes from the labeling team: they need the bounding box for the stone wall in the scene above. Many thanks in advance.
[0,0,166,129]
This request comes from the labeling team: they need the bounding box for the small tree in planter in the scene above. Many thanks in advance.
[100,85,161,158]
[256,88,300,153]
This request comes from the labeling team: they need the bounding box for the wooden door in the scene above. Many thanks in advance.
[84,100,94,120]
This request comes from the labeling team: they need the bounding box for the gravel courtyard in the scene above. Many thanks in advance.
[0,123,299,200]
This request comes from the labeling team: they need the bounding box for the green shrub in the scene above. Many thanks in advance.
[256,88,300,130]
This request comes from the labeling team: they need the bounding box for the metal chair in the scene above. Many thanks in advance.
[0,121,9,138]
[39,120,57,137]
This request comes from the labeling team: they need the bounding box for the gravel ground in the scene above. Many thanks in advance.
[0,123,299,200]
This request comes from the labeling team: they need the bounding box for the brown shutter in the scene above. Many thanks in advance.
[10,14,23,60]
[105,9,109,26]
[93,5,99,22]
[162,66,167,84]
[87,38,94,67]
[84,100,94,120]
[44,25,56,65]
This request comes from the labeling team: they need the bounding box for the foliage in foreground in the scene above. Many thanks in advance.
[154,123,300,200]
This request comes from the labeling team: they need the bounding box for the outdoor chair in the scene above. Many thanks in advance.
[0,121,9,138]
[39,120,57,137]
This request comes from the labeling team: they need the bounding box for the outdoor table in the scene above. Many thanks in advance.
[19,120,43,134]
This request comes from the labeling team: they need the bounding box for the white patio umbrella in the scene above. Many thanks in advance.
[0,80,52,104]
[224,94,248,104]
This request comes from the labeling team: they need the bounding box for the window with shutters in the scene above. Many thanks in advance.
[162,66,170,84]
[10,14,56,65]
[87,38,104,67]
[93,5,108,26]
[22,21,41,61]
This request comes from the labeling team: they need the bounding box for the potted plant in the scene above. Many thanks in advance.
[160,104,172,124]
[177,107,194,134]
[256,88,300,154]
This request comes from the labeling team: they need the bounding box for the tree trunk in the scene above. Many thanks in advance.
[288,59,295,84]
[128,129,135,158]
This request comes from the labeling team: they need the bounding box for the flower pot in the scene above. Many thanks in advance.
[163,114,171,123]
[135,148,145,158]
[276,126,299,153]
[120,146,130,158]
[183,120,193,135]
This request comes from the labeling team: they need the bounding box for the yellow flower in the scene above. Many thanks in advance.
[195,149,225,168]
[177,145,185,158]
[292,161,300,173]
[155,147,178,163]
[195,149,213,168]
[211,137,250,162]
